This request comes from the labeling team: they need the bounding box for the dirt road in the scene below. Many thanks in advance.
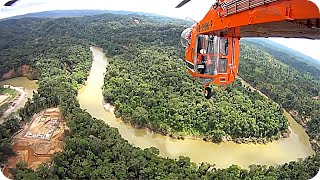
[2,86,26,118]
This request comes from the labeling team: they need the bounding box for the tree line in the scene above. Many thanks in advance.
[239,40,320,151]
[0,12,319,179]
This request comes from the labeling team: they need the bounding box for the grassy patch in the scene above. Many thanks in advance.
[0,87,17,97]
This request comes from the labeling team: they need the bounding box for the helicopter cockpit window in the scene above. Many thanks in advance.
[196,36,206,53]
[196,35,217,76]
[180,28,192,48]
[220,38,228,56]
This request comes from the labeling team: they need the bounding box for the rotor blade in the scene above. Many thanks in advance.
[175,0,191,8]
[4,0,19,6]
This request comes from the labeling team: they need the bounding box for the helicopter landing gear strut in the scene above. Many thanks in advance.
[204,84,212,99]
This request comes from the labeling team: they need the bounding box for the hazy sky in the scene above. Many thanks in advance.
[0,0,320,61]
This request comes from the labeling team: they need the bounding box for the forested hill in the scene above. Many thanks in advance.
[239,40,320,151]
[0,11,318,145]
[244,38,320,78]
[0,13,188,77]
[2,10,187,24]
[0,12,319,179]
[0,12,289,142]
[2,10,154,19]
[1,10,110,20]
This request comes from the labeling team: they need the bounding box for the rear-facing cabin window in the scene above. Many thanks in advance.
[219,58,228,73]
[220,38,228,56]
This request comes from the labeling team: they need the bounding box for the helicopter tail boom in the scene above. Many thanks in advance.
[197,0,320,39]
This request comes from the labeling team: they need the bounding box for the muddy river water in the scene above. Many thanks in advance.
[0,77,38,123]
[2,47,314,169]
[77,47,314,168]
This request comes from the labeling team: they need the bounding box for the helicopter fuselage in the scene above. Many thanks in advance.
[179,0,320,98]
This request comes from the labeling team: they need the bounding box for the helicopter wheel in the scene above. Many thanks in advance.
[204,87,212,99]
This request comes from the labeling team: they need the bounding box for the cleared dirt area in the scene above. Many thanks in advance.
[3,107,68,178]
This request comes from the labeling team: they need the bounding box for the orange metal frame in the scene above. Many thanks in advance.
[185,0,320,86]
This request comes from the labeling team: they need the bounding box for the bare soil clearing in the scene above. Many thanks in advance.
[3,107,68,178]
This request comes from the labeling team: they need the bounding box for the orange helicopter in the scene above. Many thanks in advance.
[177,0,320,99]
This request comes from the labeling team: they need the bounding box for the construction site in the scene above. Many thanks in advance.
[3,107,69,178]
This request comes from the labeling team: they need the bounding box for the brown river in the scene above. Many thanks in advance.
[77,47,314,168]
[1,47,314,169]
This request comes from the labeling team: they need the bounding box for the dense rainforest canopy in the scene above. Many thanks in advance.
[239,40,320,150]
[103,46,288,142]
[0,12,319,179]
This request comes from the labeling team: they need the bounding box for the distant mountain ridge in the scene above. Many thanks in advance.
[3,10,319,77]
[1,10,166,20]
[1,10,192,26]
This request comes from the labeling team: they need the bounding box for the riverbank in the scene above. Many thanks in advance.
[238,75,320,152]
[1,65,38,81]
[78,46,314,169]
[103,76,292,145]
[105,99,291,145]
[0,78,38,124]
